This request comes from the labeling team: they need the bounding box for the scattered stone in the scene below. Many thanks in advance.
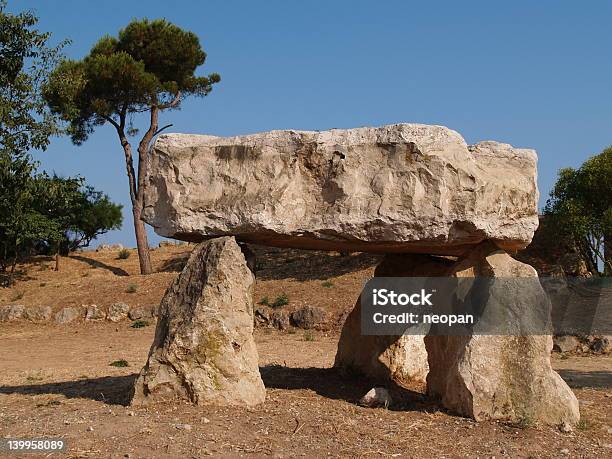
[270,310,290,331]
[132,237,266,407]
[143,124,539,256]
[128,306,152,321]
[560,449,570,455]
[559,422,573,433]
[553,335,581,353]
[254,307,270,326]
[96,243,124,252]
[158,240,178,248]
[85,304,106,321]
[359,387,392,408]
[23,305,52,322]
[290,306,327,330]
[175,424,192,431]
[86,426,94,432]
[54,307,80,324]
[108,303,130,322]
[589,336,611,354]
[0,304,25,322]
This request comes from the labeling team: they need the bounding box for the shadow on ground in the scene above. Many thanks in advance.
[260,365,435,412]
[158,251,190,273]
[159,245,381,281]
[0,374,137,406]
[1,367,436,412]
[558,369,612,389]
[70,255,129,277]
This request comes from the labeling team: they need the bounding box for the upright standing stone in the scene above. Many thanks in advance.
[425,242,580,425]
[132,237,265,406]
[334,254,452,385]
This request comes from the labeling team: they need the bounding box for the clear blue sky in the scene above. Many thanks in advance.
[13,0,612,248]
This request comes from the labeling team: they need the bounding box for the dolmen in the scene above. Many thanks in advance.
[132,124,579,426]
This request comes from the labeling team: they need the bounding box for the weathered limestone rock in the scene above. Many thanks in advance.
[132,237,265,406]
[23,305,52,322]
[0,304,24,322]
[54,307,80,324]
[143,124,539,256]
[84,304,105,321]
[128,306,154,321]
[108,303,130,322]
[553,335,581,353]
[360,387,392,408]
[289,306,327,330]
[425,242,580,425]
[334,254,451,385]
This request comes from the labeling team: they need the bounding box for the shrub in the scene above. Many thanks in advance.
[270,293,289,309]
[109,359,129,367]
[117,249,131,259]
[321,281,334,288]
[126,283,138,293]
[258,296,270,306]
[131,319,150,328]
[303,331,315,341]
[10,291,24,301]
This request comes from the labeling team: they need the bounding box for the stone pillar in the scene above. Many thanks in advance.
[425,242,580,425]
[334,254,452,386]
[132,237,266,406]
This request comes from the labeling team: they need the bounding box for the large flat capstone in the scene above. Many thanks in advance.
[143,124,539,255]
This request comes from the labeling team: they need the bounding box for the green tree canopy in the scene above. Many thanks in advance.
[0,0,66,156]
[44,18,220,274]
[545,147,612,275]
[0,153,123,285]
[33,174,123,253]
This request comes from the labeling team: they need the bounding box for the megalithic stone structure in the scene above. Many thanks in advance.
[137,123,579,425]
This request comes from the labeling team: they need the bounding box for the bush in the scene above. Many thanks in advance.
[109,359,129,367]
[126,283,137,293]
[117,248,131,259]
[321,280,334,288]
[303,331,315,341]
[131,319,150,328]
[258,296,270,306]
[270,293,289,309]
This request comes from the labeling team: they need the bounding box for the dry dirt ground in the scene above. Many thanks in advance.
[0,246,611,458]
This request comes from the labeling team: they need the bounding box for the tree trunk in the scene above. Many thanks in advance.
[112,120,153,276]
[55,250,60,271]
[133,204,152,275]
[604,232,612,276]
